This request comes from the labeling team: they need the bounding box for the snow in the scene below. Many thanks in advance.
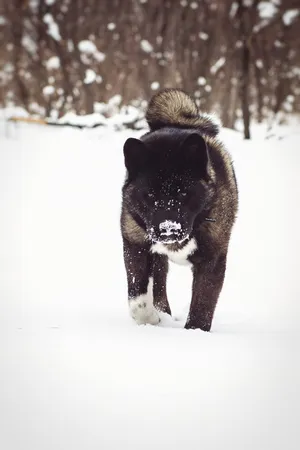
[274,39,284,48]
[29,103,45,116]
[108,105,143,128]
[57,112,106,127]
[67,39,74,52]
[43,13,61,41]
[22,35,37,54]
[42,85,55,96]
[107,22,116,30]
[94,51,106,63]
[282,9,299,26]
[1,62,13,77]
[1,118,300,449]
[151,81,160,90]
[159,220,182,235]
[140,39,153,53]
[1,106,29,119]
[84,69,96,84]
[210,57,226,75]
[45,0,56,4]
[190,2,198,9]
[199,31,209,40]
[29,0,39,11]
[93,97,131,124]
[56,105,141,131]
[108,95,122,106]
[46,56,60,70]
[257,1,278,19]
[0,15,7,25]
[78,40,105,62]
[78,40,97,54]
[94,102,116,115]
[229,1,238,18]
[197,76,206,86]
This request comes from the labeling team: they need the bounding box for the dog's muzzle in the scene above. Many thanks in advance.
[148,220,189,244]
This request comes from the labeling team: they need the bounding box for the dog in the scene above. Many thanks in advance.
[120,89,238,331]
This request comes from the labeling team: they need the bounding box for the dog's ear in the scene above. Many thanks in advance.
[123,138,148,175]
[180,133,209,179]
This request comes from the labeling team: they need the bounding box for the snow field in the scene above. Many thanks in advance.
[0,121,300,449]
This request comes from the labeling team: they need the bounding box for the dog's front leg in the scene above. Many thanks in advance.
[185,254,227,331]
[123,238,160,326]
[153,254,171,315]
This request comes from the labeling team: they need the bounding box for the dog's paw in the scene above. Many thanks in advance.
[129,298,160,326]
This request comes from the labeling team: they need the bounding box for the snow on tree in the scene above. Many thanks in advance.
[140,40,153,53]
[43,14,61,41]
[0,0,299,131]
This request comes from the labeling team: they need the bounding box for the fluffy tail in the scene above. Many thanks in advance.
[146,88,220,137]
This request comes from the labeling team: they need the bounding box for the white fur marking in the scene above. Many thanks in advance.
[151,238,197,266]
[129,277,160,325]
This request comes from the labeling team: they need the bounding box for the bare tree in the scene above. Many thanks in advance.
[0,0,299,134]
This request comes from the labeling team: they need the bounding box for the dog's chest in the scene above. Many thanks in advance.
[151,238,198,266]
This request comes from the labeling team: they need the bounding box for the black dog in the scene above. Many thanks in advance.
[121,89,238,331]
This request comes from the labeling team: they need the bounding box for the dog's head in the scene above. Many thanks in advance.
[123,130,213,244]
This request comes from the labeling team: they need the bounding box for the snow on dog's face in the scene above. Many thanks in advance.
[123,130,212,244]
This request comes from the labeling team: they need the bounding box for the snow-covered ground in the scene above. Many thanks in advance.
[1,120,300,450]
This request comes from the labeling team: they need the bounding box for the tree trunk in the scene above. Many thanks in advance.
[241,42,251,139]
[237,0,251,139]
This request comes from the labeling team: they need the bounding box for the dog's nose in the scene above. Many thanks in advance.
[159,220,182,236]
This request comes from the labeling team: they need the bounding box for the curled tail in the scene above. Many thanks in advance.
[146,88,220,137]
